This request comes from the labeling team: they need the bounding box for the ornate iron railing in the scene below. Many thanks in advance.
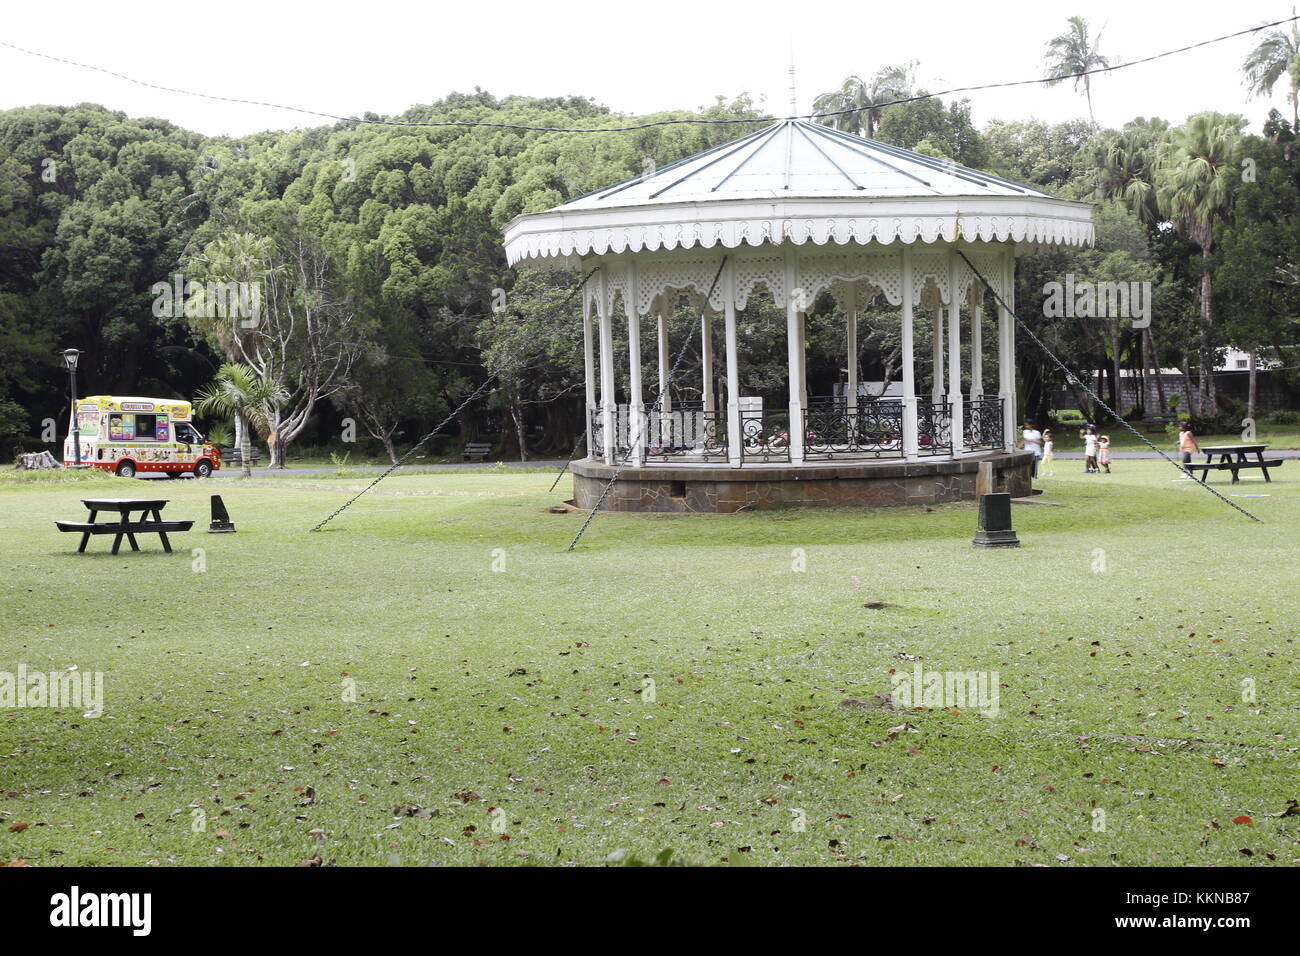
[612,404,633,461]
[644,407,729,462]
[804,400,905,460]
[917,402,953,457]
[589,407,605,462]
[964,396,1004,452]
[740,408,792,463]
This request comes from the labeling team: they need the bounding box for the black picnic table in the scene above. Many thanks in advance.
[1188,444,1284,484]
[55,498,194,554]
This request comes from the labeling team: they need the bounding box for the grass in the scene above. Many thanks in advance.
[0,460,1297,867]
[1046,423,1300,453]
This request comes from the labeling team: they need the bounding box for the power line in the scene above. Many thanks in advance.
[3,15,1297,134]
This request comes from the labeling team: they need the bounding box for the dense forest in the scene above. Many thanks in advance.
[3,55,1299,464]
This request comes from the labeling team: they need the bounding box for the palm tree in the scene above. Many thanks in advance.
[1153,113,1247,414]
[1043,16,1110,123]
[812,64,915,138]
[1242,11,1300,133]
[194,363,287,478]
[184,231,277,451]
[1092,119,1167,224]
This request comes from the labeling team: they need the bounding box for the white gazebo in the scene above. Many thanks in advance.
[503,119,1093,512]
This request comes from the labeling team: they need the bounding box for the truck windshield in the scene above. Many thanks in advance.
[75,407,99,437]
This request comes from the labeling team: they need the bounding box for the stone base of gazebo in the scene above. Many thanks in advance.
[571,450,1034,514]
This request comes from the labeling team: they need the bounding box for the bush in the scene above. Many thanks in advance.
[1265,409,1300,426]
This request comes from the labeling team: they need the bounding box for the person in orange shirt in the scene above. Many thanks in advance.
[1178,421,1199,478]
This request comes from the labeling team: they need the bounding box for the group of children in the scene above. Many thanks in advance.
[1022,421,1111,477]
[1025,419,1204,480]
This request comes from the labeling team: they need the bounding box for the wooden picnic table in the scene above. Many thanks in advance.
[55,498,193,554]
[1188,444,1284,484]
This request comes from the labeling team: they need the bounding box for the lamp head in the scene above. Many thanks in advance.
[60,348,81,370]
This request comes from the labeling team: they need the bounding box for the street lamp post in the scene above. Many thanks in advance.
[61,348,86,468]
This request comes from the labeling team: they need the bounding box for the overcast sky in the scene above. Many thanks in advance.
[1,0,1296,138]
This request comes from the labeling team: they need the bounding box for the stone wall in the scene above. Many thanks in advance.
[571,451,1034,514]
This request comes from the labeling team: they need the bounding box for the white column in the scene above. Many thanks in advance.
[845,283,858,413]
[657,309,671,413]
[701,312,715,414]
[785,245,805,464]
[901,247,918,460]
[798,309,809,410]
[998,247,1017,451]
[626,264,645,466]
[948,250,964,459]
[970,293,983,401]
[583,284,596,458]
[598,270,616,463]
[931,292,945,404]
[724,262,741,468]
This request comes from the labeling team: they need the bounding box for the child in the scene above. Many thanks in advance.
[1178,421,1198,478]
[1041,429,1055,476]
[1083,427,1099,473]
[1021,420,1044,479]
[1098,435,1111,474]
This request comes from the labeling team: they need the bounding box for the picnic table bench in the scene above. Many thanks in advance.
[462,441,493,462]
[1186,444,1285,484]
[56,498,194,554]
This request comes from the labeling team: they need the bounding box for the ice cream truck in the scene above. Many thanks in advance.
[64,395,221,478]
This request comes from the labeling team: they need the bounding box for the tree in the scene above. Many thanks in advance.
[811,65,915,138]
[1153,112,1246,413]
[985,118,1100,194]
[1043,16,1110,123]
[194,362,287,478]
[1242,13,1300,133]
[1216,134,1300,420]
[875,96,987,168]
[181,230,277,452]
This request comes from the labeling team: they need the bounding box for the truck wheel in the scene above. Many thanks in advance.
[115,461,137,479]
[194,460,213,479]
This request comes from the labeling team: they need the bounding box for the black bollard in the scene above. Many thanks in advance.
[208,494,236,533]
[972,492,1019,548]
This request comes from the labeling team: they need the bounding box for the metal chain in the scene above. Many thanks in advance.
[956,251,1262,523]
[567,258,727,551]
[310,268,598,532]
[548,432,586,493]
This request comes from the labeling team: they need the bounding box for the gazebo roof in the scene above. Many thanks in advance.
[503,119,1094,268]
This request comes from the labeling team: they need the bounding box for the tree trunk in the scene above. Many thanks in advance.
[1200,265,1217,412]
[511,403,529,462]
[1147,327,1167,413]
[1181,353,1197,419]
[239,412,252,479]
[1109,327,1122,415]
[382,433,398,465]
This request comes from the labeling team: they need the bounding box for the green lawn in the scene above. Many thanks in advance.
[1045,423,1300,453]
[1,461,1297,867]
